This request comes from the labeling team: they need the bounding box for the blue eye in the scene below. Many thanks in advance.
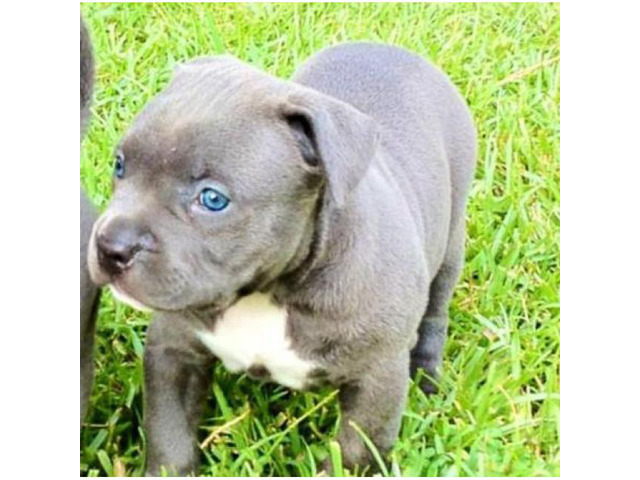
[199,187,230,212]
[114,153,125,179]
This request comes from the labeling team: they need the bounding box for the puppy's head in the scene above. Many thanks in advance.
[88,56,378,312]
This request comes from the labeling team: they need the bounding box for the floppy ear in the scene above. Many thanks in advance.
[281,90,379,207]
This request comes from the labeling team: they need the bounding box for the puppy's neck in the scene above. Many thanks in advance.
[275,181,366,294]
[275,186,333,288]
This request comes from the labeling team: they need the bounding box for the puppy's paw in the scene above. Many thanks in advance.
[410,358,441,395]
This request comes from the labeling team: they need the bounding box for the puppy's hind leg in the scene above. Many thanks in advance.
[144,315,214,476]
[410,220,465,394]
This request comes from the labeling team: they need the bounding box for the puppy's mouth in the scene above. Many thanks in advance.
[109,283,153,313]
[109,280,212,314]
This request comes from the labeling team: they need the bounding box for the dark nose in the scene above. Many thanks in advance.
[96,217,156,277]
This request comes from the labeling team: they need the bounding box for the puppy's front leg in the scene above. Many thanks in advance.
[144,314,214,476]
[337,351,410,472]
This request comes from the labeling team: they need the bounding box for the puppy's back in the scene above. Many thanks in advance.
[293,43,469,135]
[293,43,476,256]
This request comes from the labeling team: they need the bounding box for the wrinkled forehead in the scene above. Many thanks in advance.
[134,57,286,128]
[117,62,302,197]
[123,63,274,159]
[121,116,284,186]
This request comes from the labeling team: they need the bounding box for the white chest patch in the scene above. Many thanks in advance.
[196,293,316,390]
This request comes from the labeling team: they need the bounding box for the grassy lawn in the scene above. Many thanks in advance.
[80,2,559,477]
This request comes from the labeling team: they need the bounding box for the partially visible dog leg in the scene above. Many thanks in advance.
[336,352,409,472]
[410,219,465,394]
[80,16,100,421]
[144,315,214,476]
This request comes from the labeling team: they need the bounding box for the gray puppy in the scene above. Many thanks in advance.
[80,16,100,422]
[88,43,475,474]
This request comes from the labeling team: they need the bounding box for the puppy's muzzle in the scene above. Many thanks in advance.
[96,216,157,277]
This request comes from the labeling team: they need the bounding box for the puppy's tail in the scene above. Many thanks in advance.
[80,15,94,138]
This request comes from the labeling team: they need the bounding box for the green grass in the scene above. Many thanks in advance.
[80,2,560,477]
